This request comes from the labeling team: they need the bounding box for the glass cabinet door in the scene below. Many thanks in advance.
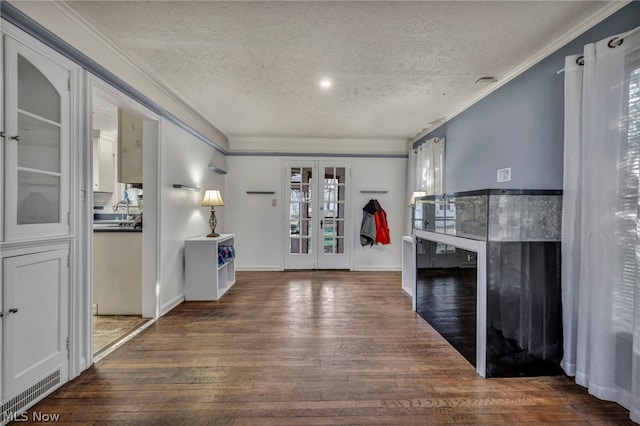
[4,36,70,240]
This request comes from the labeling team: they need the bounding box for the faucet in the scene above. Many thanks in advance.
[113,190,131,220]
[112,200,131,220]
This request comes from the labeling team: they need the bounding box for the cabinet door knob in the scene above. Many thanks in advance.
[8,308,18,314]
[11,135,20,142]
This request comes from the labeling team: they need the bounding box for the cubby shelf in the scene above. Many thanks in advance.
[184,234,236,300]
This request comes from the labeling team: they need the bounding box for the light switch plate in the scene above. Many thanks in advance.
[497,167,511,182]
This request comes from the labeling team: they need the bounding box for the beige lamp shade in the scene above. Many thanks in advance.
[409,191,427,206]
[202,190,224,207]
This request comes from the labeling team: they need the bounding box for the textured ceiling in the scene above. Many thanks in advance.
[67,1,611,149]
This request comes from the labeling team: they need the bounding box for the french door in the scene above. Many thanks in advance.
[284,161,351,269]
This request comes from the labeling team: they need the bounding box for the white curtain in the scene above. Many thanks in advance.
[410,137,444,195]
[562,26,640,423]
[406,137,444,234]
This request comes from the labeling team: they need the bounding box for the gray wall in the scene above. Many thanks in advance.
[418,2,640,193]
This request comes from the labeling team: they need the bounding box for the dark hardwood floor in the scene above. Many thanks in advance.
[416,268,477,367]
[19,271,632,425]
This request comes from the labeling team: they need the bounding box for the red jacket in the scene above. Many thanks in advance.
[373,202,391,245]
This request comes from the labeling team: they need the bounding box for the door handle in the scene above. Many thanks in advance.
[8,308,18,314]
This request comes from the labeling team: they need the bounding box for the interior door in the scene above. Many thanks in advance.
[285,161,350,269]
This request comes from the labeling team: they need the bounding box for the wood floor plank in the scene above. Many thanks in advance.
[18,271,633,424]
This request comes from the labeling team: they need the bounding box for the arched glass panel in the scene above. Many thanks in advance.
[18,54,61,123]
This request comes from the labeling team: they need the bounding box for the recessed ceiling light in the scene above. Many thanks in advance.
[320,79,332,88]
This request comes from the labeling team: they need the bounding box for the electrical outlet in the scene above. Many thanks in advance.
[92,304,98,315]
[272,198,277,207]
[497,167,511,183]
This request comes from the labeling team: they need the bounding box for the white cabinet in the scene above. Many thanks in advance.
[2,244,69,401]
[117,108,143,184]
[0,30,73,415]
[93,231,142,315]
[184,234,236,300]
[3,35,71,241]
[92,130,115,193]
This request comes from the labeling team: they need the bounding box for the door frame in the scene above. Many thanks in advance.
[83,76,161,364]
[282,159,352,270]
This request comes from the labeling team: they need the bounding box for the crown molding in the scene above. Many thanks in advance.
[49,1,228,146]
[229,136,409,156]
[4,0,229,152]
[408,0,631,144]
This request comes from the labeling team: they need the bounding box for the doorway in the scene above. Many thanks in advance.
[284,161,351,269]
[89,87,154,358]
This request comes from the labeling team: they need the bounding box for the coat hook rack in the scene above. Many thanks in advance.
[172,184,202,192]
[360,190,388,194]
[246,191,275,195]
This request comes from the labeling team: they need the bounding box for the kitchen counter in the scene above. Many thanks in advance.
[93,212,141,232]
[93,225,142,233]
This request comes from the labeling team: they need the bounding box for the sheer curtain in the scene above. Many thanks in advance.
[406,137,444,234]
[407,137,444,196]
[562,26,640,423]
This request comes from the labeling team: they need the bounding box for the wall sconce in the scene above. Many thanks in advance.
[208,151,228,174]
[201,189,225,237]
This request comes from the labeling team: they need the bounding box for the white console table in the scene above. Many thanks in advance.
[184,234,236,300]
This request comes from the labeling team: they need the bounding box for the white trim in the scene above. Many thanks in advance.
[93,318,155,364]
[70,66,91,380]
[160,294,184,317]
[145,118,162,319]
[0,21,78,69]
[409,1,631,143]
[413,229,487,378]
[85,75,162,369]
[236,266,284,272]
[352,266,402,272]
[230,136,407,156]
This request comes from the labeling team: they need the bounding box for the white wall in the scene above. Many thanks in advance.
[158,120,225,314]
[225,156,284,270]
[352,158,407,271]
[225,155,407,271]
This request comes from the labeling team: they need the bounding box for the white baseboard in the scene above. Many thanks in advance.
[160,293,184,316]
[351,266,402,272]
[236,266,284,271]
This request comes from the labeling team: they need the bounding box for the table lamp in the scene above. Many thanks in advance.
[202,189,224,237]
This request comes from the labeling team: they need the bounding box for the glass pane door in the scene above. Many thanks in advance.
[17,54,63,223]
[284,161,351,269]
[321,166,346,255]
[285,161,317,269]
[317,162,350,269]
[4,37,70,240]
[289,166,313,256]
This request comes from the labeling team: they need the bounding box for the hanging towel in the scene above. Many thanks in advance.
[373,199,391,245]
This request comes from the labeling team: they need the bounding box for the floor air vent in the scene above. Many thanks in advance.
[1,370,60,421]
